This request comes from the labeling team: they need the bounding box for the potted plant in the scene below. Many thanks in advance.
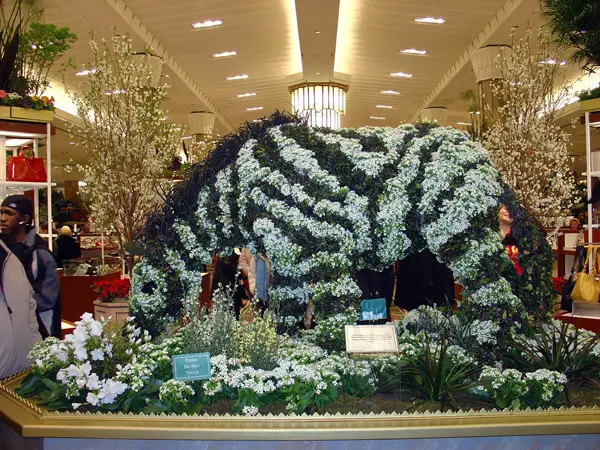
[92,278,131,325]
[577,85,600,112]
[541,1,600,112]
[0,0,76,122]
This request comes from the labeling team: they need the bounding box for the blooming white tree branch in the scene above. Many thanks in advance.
[68,34,180,269]
[484,30,574,228]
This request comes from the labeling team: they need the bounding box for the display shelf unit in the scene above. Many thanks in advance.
[582,105,600,250]
[0,119,55,250]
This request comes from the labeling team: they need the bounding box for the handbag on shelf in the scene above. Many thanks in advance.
[561,244,586,312]
[6,146,47,183]
[571,245,600,304]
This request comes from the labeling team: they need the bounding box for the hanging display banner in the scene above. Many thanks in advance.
[172,353,211,381]
[345,325,399,354]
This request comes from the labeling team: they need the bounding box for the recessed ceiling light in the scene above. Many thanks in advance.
[414,17,446,24]
[192,20,222,29]
[376,105,393,109]
[237,92,256,98]
[316,72,320,75]
[69,141,76,145]
[401,48,427,55]
[381,90,400,95]
[540,59,566,66]
[390,72,413,78]
[456,122,471,126]
[370,116,385,120]
[76,69,95,76]
[247,106,263,111]
[226,74,249,81]
[315,31,321,34]
[212,50,237,58]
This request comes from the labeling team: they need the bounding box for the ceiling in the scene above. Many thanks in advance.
[19,0,599,179]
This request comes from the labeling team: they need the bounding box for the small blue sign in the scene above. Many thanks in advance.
[360,298,387,321]
[172,353,211,381]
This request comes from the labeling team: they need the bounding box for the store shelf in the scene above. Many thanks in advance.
[0,119,54,251]
[0,181,56,189]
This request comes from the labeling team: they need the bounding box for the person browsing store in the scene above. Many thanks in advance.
[0,195,60,338]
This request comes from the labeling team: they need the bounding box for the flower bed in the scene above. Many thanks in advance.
[13,289,600,416]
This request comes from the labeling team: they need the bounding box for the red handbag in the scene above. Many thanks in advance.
[6,146,47,182]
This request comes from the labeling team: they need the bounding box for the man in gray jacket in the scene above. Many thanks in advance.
[0,239,41,378]
[1,195,60,338]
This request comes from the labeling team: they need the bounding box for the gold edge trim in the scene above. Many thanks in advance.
[4,370,600,439]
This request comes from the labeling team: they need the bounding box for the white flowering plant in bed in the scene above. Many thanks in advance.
[13,290,597,415]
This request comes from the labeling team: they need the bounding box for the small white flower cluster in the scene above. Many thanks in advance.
[374,128,421,266]
[307,307,359,350]
[215,167,234,238]
[524,369,568,402]
[269,126,343,193]
[479,366,567,407]
[173,219,212,264]
[29,313,183,411]
[470,279,522,310]
[470,320,500,345]
[446,345,476,366]
[52,315,129,407]
[193,187,219,259]
[163,247,203,315]
[422,164,502,253]
[159,379,194,406]
[280,338,328,364]
[448,230,504,281]
[315,131,395,177]
[203,354,340,411]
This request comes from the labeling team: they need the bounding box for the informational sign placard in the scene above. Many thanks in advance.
[359,298,387,321]
[172,353,211,381]
[345,325,399,354]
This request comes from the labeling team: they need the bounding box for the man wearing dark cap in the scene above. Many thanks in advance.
[0,195,60,338]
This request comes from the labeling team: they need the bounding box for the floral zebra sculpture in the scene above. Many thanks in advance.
[131,113,553,353]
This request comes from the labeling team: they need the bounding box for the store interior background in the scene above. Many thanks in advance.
[32,0,597,186]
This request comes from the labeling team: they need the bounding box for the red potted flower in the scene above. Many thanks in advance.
[92,278,131,325]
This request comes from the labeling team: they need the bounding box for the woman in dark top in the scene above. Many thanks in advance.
[55,226,81,268]
[499,205,523,275]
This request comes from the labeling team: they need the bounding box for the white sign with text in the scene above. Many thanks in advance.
[345,324,399,354]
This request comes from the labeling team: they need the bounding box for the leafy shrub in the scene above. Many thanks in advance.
[506,320,600,385]
[475,367,567,409]
[304,307,358,352]
[233,312,280,370]
[401,335,479,404]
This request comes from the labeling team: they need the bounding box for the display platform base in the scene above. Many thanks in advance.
[2,371,600,447]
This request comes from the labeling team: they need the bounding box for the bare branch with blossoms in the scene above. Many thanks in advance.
[67,34,181,270]
[483,29,574,229]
